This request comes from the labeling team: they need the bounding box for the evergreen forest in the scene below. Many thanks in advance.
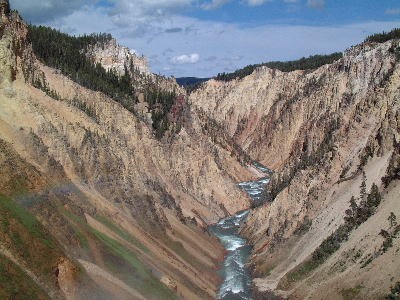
[28,25,177,139]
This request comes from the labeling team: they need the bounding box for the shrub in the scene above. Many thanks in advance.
[386,282,400,300]
[380,213,400,253]
[284,182,382,285]
[294,217,312,236]
[365,28,400,43]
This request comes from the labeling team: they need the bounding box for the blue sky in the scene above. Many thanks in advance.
[188,0,400,26]
[11,0,400,77]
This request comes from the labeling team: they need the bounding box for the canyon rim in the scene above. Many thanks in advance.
[1,0,400,299]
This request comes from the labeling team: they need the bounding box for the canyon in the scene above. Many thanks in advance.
[190,33,400,299]
[1,0,400,299]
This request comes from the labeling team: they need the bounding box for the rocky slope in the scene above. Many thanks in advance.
[0,2,256,299]
[190,36,400,298]
[86,37,150,76]
[85,37,180,95]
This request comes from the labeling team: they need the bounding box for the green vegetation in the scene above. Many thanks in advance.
[312,182,381,263]
[284,259,320,284]
[60,209,175,299]
[0,194,65,288]
[92,229,177,300]
[69,98,99,122]
[380,212,400,254]
[28,26,134,102]
[176,77,210,93]
[389,43,400,61]
[365,28,400,43]
[94,216,149,253]
[339,165,351,179]
[0,254,50,300]
[28,25,179,139]
[69,222,89,249]
[382,152,400,188]
[283,181,382,286]
[294,217,312,236]
[256,263,276,277]
[162,236,205,271]
[215,52,342,81]
[215,28,400,83]
[58,207,90,249]
[340,285,363,300]
[0,194,55,249]
[145,89,177,139]
[176,77,209,86]
[33,76,61,100]
[386,282,400,300]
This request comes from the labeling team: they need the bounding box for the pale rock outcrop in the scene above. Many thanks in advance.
[0,5,255,299]
[86,38,150,75]
[191,39,400,298]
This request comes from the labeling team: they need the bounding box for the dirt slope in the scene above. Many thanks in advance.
[191,36,400,298]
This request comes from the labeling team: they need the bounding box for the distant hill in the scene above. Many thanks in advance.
[215,52,343,82]
[176,77,210,86]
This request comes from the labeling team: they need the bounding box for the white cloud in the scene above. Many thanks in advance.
[13,0,195,27]
[201,0,232,10]
[15,0,400,77]
[244,0,297,6]
[246,0,273,6]
[307,0,325,9]
[171,53,200,64]
[385,8,400,15]
[12,0,92,22]
[108,0,193,20]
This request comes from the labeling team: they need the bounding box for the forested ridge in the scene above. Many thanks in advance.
[215,52,343,82]
[28,25,135,102]
[214,28,400,83]
[28,25,178,139]
[365,28,400,43]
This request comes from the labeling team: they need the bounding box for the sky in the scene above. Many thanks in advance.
[11,0,400,77]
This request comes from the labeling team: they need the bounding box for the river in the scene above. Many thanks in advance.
[208,163,271,300]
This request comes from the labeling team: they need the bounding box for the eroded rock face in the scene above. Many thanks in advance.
[191,40,400,298]
[190,41,398,170]
[86,38,150,76]
[85,37,181,95]
[0,7,255,300]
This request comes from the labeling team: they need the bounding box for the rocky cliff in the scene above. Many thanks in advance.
[86,37,150,76]
[2,0,399,298]
[85,37,180,95]
[190,37,400,298]
[0,2,256,299]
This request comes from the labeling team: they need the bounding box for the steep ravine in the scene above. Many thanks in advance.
[0,3,257,299]
[209,164,270,300]
[2,0,400,298]
[191,38,400,298]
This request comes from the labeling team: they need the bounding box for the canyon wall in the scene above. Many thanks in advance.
[0,4,255,299]
[2,0,400,298]
[190,39,400,298]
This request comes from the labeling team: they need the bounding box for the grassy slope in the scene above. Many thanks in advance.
[0,194,62,273]
[0,253,50,300]
[62,210,178,300]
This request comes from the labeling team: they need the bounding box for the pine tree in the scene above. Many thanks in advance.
[366,183,381,210]
[350,196,358,212]
[388,212,397,229]
[360,171,367,201]
[344,196,358,225]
